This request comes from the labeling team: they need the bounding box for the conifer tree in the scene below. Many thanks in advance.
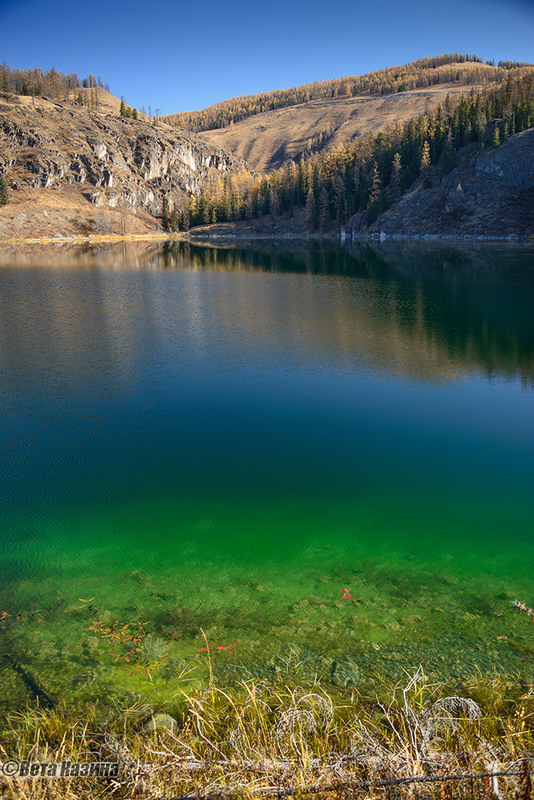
[318,187,330,228]
[421,141,432,188]
[368,162,381,207]
[333,175,345,223]
[439,130,456,174]
[201,197,210,225]
[390,152,402,197]
[305,188,317,229]
[161,197,169,230]
[0,174,9,205]
[188,195,197,227]
[268,188,279,216]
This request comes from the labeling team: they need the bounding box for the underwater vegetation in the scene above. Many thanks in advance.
[1,598,534,798]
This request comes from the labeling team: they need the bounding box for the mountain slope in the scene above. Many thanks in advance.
[0,91,242,239]
[165,56,509,132]
[174,60,528,172]
[200,85,469,172]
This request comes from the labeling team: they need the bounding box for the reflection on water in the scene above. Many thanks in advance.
[1,240,534,385]
[0,240,534,709]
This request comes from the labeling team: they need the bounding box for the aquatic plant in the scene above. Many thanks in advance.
[81,599,174,681]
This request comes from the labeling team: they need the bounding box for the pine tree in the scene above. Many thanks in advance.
[492,124,501,147]
[0,174,9,205]
[421,141,432,188]
[161,197,169,230]
[169,206,179,232]
[318,187,330,229]
[390,152,402,197]
[268,188,279,216]
[201,197,210,225]
[439,129,456,174]
[188,194,197,226]
[305,188,317,229]
[333,175,345,223]
[368,162,381,207]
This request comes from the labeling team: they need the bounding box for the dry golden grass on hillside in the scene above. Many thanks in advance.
[0,186,160,242]
[200,84,477,172]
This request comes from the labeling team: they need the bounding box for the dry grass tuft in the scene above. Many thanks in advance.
[1,669,534,799]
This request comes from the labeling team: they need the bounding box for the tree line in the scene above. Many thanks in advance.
[162,72,534,233]
[0,62,109,101]
[162,55,529,133]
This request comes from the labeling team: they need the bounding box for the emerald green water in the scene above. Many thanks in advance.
[1,241,534,708]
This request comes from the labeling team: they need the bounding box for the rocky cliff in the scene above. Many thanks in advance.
[0,93,242,239]
[349,128,534,241]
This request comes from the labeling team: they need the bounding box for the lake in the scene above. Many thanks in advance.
[1,239,534,709]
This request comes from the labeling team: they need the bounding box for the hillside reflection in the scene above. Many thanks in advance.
[0,240,533,386]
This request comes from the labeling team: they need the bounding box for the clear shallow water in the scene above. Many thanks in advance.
[1,241,534,708]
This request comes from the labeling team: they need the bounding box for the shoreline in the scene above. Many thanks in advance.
[1,669,533,799]
[0,232,183,246]
[1,229,533,246]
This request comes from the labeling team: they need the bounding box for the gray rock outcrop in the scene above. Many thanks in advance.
[0,98,243,218]
[346,128,534,241]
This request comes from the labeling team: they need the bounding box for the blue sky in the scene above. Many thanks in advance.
[0,0,532,114]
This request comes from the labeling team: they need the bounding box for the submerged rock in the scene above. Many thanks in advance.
[71,669,98,687]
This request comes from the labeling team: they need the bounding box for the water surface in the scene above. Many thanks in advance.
[1,241,534,708]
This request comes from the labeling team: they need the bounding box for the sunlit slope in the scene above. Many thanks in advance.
[194,63,506,171]
[201,86,482,172]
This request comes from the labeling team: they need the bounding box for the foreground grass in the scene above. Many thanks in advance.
[1,668,534,799]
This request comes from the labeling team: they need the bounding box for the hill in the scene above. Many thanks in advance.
[183,71,534,240]
[1,58,533,241]
[0,90,242,240]
[164,57,532,172]
[164,55,510,132]
[199,84,473,172]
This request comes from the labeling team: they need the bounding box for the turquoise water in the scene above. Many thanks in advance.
[1,241,534,708]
